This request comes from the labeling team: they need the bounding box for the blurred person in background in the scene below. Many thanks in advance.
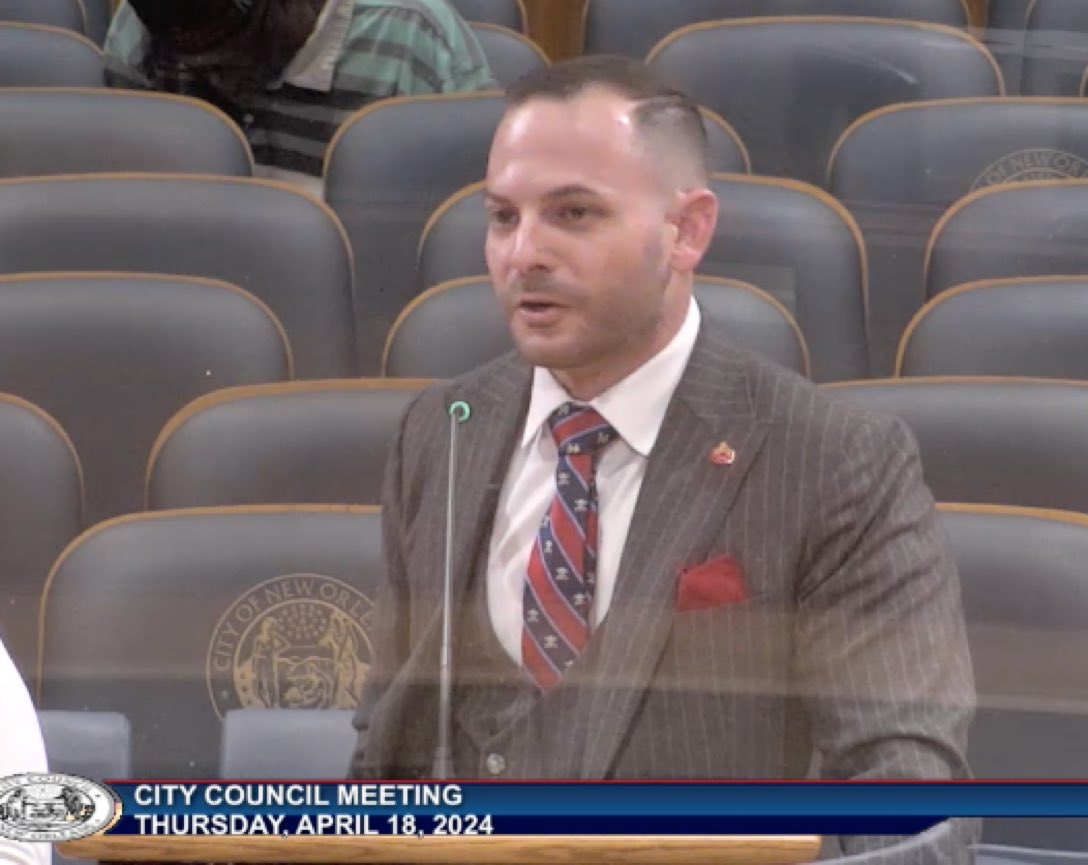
[103,0,496,191]
[0,637,50,865]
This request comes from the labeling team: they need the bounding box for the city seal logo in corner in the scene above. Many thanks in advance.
[0,773,117,842]
[207,573,375,718]
[971,148,1088,191]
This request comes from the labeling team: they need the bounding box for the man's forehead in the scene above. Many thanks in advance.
[494,89,642,153]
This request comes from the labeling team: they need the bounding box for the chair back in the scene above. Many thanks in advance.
[898,277,1088,379]
[583,0,969,57]
[0,22,102,86]
[0,273,290,523]
[325,93,506,373]
[825,378,1088,512]
[941,503,1088,849]
[0,395,81,684]
[0,175,355,377]
[926,179,1088,300]
[647,18,1001,185]
[148,380,429,509]
[40,506,384,777]
[0,89,253,178]
[470,23,547,87]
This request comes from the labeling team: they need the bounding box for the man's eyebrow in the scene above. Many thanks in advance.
[484,184,603,204]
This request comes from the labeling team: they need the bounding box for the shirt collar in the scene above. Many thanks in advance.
[278,0,352,92]
[521,297,701,457]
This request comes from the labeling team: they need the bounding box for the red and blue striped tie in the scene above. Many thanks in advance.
[522,402,618,690]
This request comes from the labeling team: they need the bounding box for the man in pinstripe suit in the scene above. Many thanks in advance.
[350,56,975,861]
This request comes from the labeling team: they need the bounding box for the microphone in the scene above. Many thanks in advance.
[433,400,471,780]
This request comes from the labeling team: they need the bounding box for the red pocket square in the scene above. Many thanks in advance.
[677,555,748,612]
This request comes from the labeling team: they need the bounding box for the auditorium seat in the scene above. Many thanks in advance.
[38,710,132,780]
[324,92,506,373]
[420,175,866,381]
[469,23,548,87]
[0,0,85,33]
[897,277,1088,379]
[147,379,428,509]
[824,378,1088,513]
[0,89,253,178]
[941,504,1088,853]
[0,22,103,86]
[0,273,291,524]
[0,394,82,687]
[0,175,355,378]
[582,0,969,57]
[383,275,810,378]
[1023,0,1088,95]
[646,18,1002,186]
[448,0,526,32]
[39,506,384,778]
[220,709,357,778]
[828,98,1088,374]
[925,179,1088,301]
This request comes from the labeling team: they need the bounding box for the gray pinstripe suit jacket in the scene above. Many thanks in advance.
[350,319,975,860]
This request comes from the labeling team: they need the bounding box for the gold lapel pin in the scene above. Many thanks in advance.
[710,441,736,466]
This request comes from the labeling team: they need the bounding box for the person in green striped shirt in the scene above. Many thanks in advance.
[104,0,497,185]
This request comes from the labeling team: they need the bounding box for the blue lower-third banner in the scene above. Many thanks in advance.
[77,781,1088,837]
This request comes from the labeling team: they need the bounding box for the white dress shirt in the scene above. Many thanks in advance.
[487,298,702,664]
[0,639,51,865]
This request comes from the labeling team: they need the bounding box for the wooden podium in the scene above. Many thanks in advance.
[61,834,821,864]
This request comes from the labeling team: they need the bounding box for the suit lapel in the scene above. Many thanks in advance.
[576,330,772,778]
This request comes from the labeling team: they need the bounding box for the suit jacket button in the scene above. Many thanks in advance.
[485,753,506,776]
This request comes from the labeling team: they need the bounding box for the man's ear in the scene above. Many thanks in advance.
[668,188,719,273]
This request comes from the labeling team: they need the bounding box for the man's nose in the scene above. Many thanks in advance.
[507,216,551,274]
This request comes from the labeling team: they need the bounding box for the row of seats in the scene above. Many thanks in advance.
[10,86,1088,374]
[31,502,1088,853]
[6,373,1088,683]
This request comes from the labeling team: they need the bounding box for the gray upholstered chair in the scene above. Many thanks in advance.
[824,378,1088,512]
[382,275,810,378]
[147,380,429,509]
[39,506,384,778]
[0,0,85,32]
[925,179,1088,302]
[646,17,1002,186]
[0,88,253,178]
[941,503,1088,853]
[0,174,354,377]
[1023,0,1088,95]
[220,709,357,778]
[38,710,132,780]
[420,174,863,380]
[829,97,1088,374]
[582,0,969,58]
[448,0,526,32]
[0,22,102,86]
[0,395,82,686]
[469,22,547,87]
[0,273,291,523]
[324,92,506,373]
[897,277,1088,378]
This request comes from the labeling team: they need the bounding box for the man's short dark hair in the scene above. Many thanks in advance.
[506,55,710,184]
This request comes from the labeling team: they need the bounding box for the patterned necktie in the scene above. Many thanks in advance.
[522,402,618,690]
